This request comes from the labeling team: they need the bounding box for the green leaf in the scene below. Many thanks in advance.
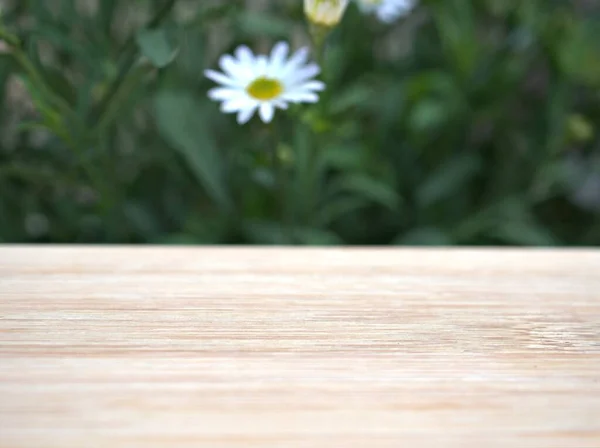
[42,67,78,107]
[409,99,448,133]
[293,228,343,246]
[244,222,342,246]
[27,0,52,22]
[492,220,557,246]
[417,154,482,208]
[99,0,119,33]
[329,84,374,114]
[394,227,454,246]
[557,19,600,87]
[243,220,290,244]
[136,27,179,68]
[19,77,64,131]
[319,144,365,172]
[431,0,480,78]
[16,121,57,134]
[237,12,293,38]
[176,27,205,80]
[31,26,97,69]
[185,213,232,244]
[329,174,401,211]
[317,196,370,226]
[123,202,161,240]
[455,198,557,245]
[92,64,149,135]
[156,233,202,245]
[154,91,231,210]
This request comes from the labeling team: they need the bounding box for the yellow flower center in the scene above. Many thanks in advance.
[246,77,283,101]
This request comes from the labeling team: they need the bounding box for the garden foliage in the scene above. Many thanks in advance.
[0,0,599,245]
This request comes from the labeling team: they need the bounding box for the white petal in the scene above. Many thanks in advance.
[296,80,326,92]
[259,103,275,123]
[377,7,396,23]
[221,96,254,113]
[235,45,254,65]
[219,54,253,82]
[208,87,241,101]
[253,55,269,77]
[281,91,320,103]
[269,41,289,74]
[289,47,310,67]
[357,0,415,22]
[273,99,289,110]
[280,47,310,77]
[237,104,258,124]
[205,69,242,88]
[376,0,415,22]
[218,54,238,75]
[285,63,320,85]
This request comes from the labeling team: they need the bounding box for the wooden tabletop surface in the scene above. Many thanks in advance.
[0,246,599,447]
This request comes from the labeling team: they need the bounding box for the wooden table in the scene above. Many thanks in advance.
[1,247,599,447]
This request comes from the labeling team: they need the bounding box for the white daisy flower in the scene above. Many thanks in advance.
[205,42,325,125]
[356,0,416,24]
[304,0,350,27]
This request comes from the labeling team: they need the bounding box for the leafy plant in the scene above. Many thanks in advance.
[0,0,598,246]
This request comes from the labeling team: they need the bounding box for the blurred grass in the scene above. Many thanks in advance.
[0,0,599,245]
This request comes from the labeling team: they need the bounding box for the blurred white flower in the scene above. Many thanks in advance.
[205,42,325,125]
[356,0,416,23]
[304,0,350,27]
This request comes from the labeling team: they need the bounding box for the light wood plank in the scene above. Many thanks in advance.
[0,247,599,447]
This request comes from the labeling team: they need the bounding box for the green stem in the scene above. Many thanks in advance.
[274,147,290,243]
[90,0,178,126]
[305,25,332,228]
[92,64,150,136]
[2,31,113,211]
[1,27,119,235]
[72,144,111,206]
[0,163,79,189]
[308,23,331,67]
[2,30,73,116]
[267,124,293,243]
[0,27,19,46]
[306,133,320,228]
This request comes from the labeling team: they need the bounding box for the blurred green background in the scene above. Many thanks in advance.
[1,0,599,245]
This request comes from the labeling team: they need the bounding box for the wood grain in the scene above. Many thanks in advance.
[0,246,599,448]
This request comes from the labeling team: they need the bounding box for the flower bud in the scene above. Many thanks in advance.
[304,0,350,28]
